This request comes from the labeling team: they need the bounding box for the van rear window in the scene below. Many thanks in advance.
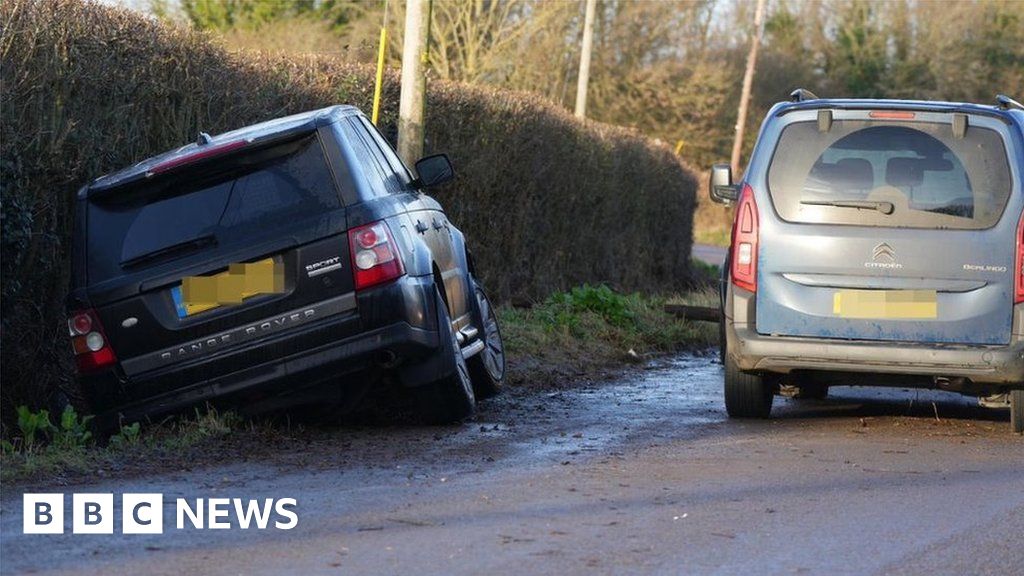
[87,136,340,283]
[766,119,1012,229]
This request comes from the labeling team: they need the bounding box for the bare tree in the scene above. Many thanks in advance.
[429,0,532,83]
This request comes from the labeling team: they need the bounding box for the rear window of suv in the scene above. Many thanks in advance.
[86,135,340,283]
[766,118,1013,229]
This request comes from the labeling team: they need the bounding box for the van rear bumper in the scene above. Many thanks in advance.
[728,323,1024,386]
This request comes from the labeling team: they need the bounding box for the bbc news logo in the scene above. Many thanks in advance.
[23,494,298,534]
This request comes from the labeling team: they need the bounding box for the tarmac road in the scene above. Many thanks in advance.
[691,244,728,268]
[2,354,1022,576]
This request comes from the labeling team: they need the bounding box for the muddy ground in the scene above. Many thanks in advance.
[2,353,1022,575]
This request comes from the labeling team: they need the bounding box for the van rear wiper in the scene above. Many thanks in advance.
[801,199,895,215]
[120,234,217,269]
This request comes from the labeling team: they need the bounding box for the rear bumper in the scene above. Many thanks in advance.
[84,274,449,427]
[92,319,440,428]
[726,288,1024,386]
[729,323,1024,385]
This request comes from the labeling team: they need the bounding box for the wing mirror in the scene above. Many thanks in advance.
[413,154,455,189]
[709,163,740,204]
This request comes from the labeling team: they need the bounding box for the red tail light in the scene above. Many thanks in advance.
[348,220,405,291]
[68,309,117,374]
[730,183,759,293]
[1015,209,1023,304]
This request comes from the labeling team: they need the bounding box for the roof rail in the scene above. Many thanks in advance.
[790,88,819,102]
[996,94,1024,111]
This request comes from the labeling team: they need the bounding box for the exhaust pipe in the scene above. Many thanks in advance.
[375,349,398,369]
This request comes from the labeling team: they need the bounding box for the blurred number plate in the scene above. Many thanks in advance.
[833,289,937,319]
[172,258,284,318]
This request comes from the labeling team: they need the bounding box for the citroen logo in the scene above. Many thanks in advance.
[872,243,896,262]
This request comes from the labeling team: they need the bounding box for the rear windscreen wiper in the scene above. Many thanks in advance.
[923,203,972,218]
[120,234,217,269]
[800,199,895,215]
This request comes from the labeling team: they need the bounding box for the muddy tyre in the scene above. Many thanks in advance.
[466,282,505,399]
[414,289,475,424]
[1011,389,1024,435]
[724,352,774,419]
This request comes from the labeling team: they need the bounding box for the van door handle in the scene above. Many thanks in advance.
[415,220,428,234]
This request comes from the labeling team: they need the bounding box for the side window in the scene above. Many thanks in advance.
[339,119,390,198]
[357,116,413,185]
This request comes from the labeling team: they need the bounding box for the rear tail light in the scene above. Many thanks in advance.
[1015,209,1023,304]
[68,309,117,374]
[730,183,759,293]
[348,220,405,291]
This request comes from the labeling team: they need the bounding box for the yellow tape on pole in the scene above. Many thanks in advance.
[372,26,387,126]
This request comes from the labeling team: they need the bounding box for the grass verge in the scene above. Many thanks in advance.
[0,407,255,485]
[500,285,716,389]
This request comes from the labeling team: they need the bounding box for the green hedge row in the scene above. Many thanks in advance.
[0,0,697,419]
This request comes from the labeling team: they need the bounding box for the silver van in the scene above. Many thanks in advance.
[710,91,1024,433]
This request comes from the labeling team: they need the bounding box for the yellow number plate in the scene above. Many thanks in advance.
[833,289,937,319]
[180,258,284,316]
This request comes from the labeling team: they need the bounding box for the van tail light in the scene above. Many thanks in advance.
[1015,209,1023,304]
[868,110,916,120]
[68,309,117,374]
[348,220,405,291]
[730,183,759,293]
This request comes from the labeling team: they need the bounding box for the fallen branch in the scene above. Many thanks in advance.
[664,304,720,323]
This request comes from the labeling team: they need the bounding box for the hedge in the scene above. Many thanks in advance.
[0,0,698,420]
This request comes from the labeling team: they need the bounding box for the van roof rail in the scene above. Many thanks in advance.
[790,88,819,102]
[996,94,1024,111]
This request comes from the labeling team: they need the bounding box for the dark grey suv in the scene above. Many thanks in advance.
[67,106,505,427]
[710,91,1024,433]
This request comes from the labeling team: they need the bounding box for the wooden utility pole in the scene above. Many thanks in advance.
[730,0,766,176]
[574,0,597,119]
[398,0,430,165]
